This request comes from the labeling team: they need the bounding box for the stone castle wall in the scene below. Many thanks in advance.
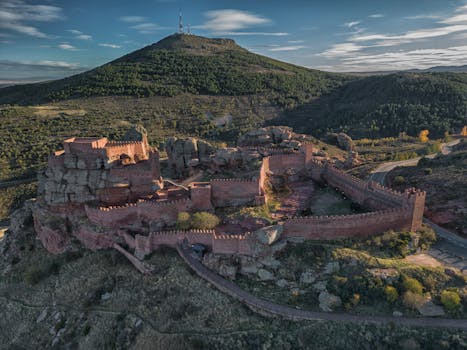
[132,230,253,258]
[210,178,261,207]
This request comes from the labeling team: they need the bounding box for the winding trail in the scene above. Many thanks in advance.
[368,138,467,272]
[177,243,467,330]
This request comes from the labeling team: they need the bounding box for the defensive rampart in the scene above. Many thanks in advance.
[132,230,253,258]
[210,178,263,207]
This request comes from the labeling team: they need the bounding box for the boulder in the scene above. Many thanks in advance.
[337,133,355,151]
[416,300,445,317]
[299,270,316,284]
[258,268,274,281]
[318,291,342,312]
[254,225,283,245]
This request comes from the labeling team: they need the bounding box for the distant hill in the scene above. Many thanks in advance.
[408,65,467,73]
[0,34,466,140]
[273,72,467,138]
[0,34,346,107]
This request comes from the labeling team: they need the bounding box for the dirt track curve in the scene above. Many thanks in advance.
[177,244,467,330]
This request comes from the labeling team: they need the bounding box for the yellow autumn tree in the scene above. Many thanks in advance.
[461,126,467,136]
[419,129,429,143]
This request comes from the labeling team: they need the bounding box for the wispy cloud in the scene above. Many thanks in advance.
[76,34,92,40]
[344,21,360,28]
[318,42,366,58]
[58,43,78,51]
[199,9,271,32]
[288,40,304,43]
[337,45,467,72]
[404,14,441,20]
[67,29,82,35]
[219,31,288,36]
[130,23,166,34]
[269,45,306,51]
[0,59,80,69]
[0,0,64,38]
[98,43,121,48]
[369,14,384,18]
[120,16,146,23]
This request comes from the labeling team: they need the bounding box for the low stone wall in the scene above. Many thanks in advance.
[283,209,411,239]
[210,178,260,207]
[133,230,253,258]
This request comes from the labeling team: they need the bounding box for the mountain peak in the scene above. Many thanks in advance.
[148,33,242,54]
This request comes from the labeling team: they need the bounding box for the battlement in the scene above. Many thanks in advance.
[211,178,258,183]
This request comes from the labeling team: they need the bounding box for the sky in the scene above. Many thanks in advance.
[1,0,467,83]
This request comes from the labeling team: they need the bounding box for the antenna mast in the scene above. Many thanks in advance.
[178,10,183,34]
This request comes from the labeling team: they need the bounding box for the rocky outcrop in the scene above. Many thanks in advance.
[238,126,295,146]
[165,137,215,174]
[318,291,342,312]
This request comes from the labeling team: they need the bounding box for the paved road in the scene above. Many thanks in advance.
[177,243,467,330]
[368,138,467,272]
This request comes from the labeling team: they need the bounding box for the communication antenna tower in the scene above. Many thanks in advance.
[178,10,183,33]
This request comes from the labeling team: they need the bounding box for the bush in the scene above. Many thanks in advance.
[402,291,425,310]
[176,211,191,230]
[384,285,399,303]
[393,176,406,185]
[440,290,461,312]
[191,212,220,229]
[401,275,423,294]
[423,168,432,175]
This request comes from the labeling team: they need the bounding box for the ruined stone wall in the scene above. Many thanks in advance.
[85,198,192,229]
[267,153,305,175]
[133,230,253,258]
[189,183,213,211]
[210,179,260,207]
[104,141,148,162]
[283,209,411,239]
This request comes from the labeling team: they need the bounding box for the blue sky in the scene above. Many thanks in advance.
[1,0,467,82]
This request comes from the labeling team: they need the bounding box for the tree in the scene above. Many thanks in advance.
[401,275,424,294]
[419,129,429,143]
[385,285,399,303]
[440,290,461,312]
[461,126,467,136]
[176,212,191,230]
[191,212,220,229]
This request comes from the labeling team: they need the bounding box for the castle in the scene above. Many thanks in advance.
[33,130,425,272]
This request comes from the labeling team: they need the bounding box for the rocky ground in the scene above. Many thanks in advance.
[387,140,467,238]
[1,221,466,349]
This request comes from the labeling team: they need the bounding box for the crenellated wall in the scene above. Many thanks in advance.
[283,209,411,239]
[210,178,261,207]
[133,230,253,258]
[85,197,192,228]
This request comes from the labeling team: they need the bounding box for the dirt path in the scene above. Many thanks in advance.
[177,243,467,330]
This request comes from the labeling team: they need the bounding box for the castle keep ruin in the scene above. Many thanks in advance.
[33,128,425,271]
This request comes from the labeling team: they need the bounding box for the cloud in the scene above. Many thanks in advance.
[337,45,467,72]
[0,0,64,38]
[99,43,121,48]
[0,59,80,69]
[404,14,441,20]
[76,34,92,40]
[130,23,166,34]
[269,45,306,52]
[58,43,78,51]
[120,16,146,23]
[288,40,304,43]
[369,14,384,18]
[318,42,366,58]
[344,21,360,28]
[217,31,288,36]
[199,9,270,32]
[67,29,82,35]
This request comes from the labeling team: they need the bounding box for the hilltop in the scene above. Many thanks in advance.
[0,34,345,107]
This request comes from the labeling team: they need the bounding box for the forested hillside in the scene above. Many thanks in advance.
[274,73,467,138]
[0,34,345,108]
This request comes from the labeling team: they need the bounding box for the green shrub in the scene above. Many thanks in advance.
[401,275,424,294]
[176,211,191,230]
[393,176,405,185]
[423,168,433,175]
[440,290,461,312]
[384,285,399,303]
[191,212,220,230]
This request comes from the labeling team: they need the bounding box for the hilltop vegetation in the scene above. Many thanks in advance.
[273,72,467,139]
[0,34,345,108]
